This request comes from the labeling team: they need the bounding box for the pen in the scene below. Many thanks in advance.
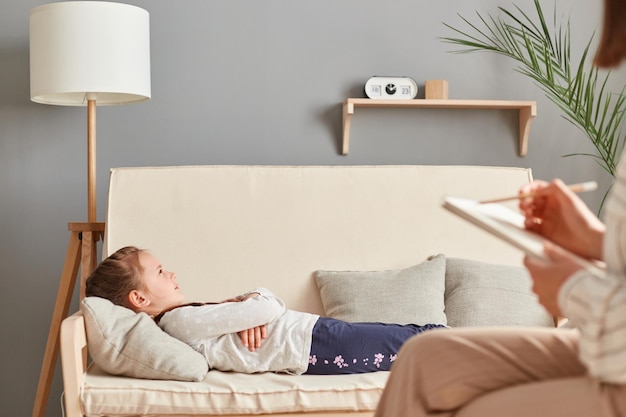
[478,181,598,204]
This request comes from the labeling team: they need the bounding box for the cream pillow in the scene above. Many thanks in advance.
[81,297,209,381]
[314,254,447,325]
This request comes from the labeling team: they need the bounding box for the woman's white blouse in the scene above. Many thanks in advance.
[559,150,626,383]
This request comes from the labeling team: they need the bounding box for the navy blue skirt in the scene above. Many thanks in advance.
[305,317,446,375]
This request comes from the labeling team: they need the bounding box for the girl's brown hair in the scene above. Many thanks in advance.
[594,0,626,67]
[85,246,145,308]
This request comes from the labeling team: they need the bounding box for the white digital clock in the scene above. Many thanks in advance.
[364,76,418,100]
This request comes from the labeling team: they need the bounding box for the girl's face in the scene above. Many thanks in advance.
[134,251,185,315]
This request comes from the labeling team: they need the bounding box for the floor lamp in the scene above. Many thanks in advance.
[29,3,151,417]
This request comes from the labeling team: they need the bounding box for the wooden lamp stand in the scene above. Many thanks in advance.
[29,3,150,414]
[32,100,105,417]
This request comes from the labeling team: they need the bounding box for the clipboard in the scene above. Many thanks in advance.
[442,195,606,277]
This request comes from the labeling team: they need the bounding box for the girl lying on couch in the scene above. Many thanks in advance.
[85,245,445,375]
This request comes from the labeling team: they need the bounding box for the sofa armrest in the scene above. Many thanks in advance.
[60,311,87,417]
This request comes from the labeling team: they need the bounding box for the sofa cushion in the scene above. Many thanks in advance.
[83,363,387,415]
[444,257,554,327]
[81,297,209,381]
[314,254,447,325]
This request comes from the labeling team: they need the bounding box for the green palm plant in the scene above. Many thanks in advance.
[442,0,626,206]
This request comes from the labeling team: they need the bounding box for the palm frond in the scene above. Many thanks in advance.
[441,0,626,187]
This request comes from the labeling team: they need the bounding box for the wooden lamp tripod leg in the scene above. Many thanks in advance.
[31,230,81,417]
[31,223,104,417]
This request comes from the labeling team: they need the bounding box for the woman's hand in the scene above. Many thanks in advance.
[518,179,605,260]
[523,243,583,317]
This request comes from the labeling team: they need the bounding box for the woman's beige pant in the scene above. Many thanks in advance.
[375,327,626,417]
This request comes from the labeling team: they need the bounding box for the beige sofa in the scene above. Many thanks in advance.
[60,165,554,417]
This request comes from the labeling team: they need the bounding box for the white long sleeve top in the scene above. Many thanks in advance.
[559,151,626,383]
[158,287,319,374]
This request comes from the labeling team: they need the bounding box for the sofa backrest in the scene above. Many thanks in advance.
[104,165,532,315]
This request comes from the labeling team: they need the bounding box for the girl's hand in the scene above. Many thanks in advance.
[221,291,261,303]
[518,179,605,260]
[238,325,267,352]
[240,291,260,302]
[523,242,582,317]
[222,291,266,351]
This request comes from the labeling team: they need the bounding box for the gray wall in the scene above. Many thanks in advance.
[1,1,622,416]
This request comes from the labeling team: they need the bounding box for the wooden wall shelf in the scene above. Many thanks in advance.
[341,98,537,156]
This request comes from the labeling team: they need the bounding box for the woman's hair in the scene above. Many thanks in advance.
[85,246,145,308]
[594,0,626,67]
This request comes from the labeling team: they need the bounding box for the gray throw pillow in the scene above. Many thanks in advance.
[81,297,209,381]
[314,254,447,325]
[444,257,554,327]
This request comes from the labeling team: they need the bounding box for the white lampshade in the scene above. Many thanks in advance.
[29,1,151,106]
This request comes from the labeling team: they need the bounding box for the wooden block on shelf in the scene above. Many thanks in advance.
[425,80,449,99]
